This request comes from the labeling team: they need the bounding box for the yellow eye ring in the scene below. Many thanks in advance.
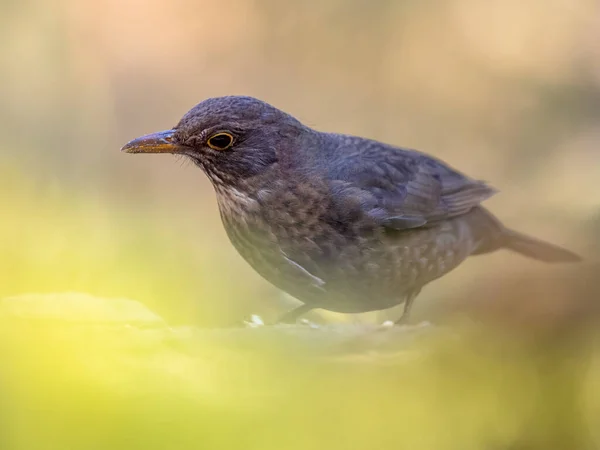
[207,132,234,150]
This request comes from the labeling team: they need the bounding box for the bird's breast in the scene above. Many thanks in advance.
[215,186,281,270]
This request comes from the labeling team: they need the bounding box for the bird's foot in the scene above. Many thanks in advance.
[393,315,411,326]
[275,304,315,325]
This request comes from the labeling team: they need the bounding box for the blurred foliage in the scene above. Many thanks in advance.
[0,293,599,450]
[0,163,270,325]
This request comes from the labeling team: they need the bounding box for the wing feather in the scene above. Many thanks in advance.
[324,135,497,230]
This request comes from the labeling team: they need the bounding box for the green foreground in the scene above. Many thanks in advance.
[1,293,599,450]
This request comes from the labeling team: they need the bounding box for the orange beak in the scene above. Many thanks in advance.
[121,130,186,154]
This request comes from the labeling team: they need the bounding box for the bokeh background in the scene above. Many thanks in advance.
[2,0,599,325]
[2,0,600,449]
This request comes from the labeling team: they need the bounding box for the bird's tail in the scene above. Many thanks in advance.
[502,229,582,263]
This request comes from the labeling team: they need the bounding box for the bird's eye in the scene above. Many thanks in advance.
[207,132,234,150]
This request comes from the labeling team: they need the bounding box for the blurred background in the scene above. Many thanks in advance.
[1,0,599,324]
[2,1,600,449]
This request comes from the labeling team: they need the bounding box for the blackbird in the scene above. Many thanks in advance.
[122,96,581,324]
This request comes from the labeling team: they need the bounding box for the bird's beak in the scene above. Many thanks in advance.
[121,129,186,154]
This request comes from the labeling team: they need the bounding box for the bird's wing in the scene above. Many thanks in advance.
[326,137,497,229]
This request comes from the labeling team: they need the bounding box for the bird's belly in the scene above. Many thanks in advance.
[220,218,354,308]
[221,211,477,313]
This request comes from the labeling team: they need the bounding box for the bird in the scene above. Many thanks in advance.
[121,96,581,324]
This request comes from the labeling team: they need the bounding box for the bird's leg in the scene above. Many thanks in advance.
[276,304,314,324]
[394,288,421,325]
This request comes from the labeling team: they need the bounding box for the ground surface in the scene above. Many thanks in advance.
[0,293,598,450]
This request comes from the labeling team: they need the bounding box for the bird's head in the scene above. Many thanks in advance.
[121,96,306,186]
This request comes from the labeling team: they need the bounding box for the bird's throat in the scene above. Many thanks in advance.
[214,184,260,219]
